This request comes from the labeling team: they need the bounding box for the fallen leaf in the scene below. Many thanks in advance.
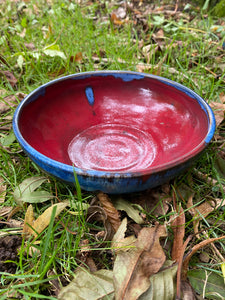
[171,205,185,263]
[0,206,12,217]
[188,269,225,299]
[87,205,114,243]
[112,217,127,242]
[16,92,27,101]
[187,195,225,236]
[97,192,121,233]
[180,280,196,300]
[138,261,178,300]
[47,269,62,297]
[43,49,66,59]
[43,44,66,59]
[76,239,98,272]
[33,201,68,237]
[112,218,136,254]
[14,176,54,206]
[113,224,167,300]
[142,44,159,65]
[155,28,164,39]
[23,204,35,237]
[0,94,19,114]
[210,101,225,127]
[58,269,114,300]
[70,52,83,63]
[219,92,225,103]
[58,261,177,300]
[111,13,124,25]
[130,185,172,217]
[113,197,145,224]
[0,177,6,203]
[7,218,23,228]
[23,201,69,238]
[182,235,225,279]
[1,131,16,146]
[0,70,17,87]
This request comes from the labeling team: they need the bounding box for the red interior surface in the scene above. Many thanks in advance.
[19,76,208,172]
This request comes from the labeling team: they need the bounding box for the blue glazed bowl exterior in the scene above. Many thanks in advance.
[13,71,216,194]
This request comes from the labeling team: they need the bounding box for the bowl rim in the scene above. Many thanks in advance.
[13,70,216,178]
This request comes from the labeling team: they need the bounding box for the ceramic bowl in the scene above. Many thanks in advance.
[13,71,215,193]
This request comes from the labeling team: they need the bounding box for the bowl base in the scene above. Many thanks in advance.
[68,124,157,172]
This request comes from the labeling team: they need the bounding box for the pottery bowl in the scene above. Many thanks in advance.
[13,71,215,193]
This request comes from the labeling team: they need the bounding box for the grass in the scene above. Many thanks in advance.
[0,0,225,298]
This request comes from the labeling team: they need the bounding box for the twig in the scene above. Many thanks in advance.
[182,235,225,279]
[176,235,193,299]
[59,220,77,235]
[174,0,179,14]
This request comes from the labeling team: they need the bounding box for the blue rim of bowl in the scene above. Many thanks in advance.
[13,70,216,179]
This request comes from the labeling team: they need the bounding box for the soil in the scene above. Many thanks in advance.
[0,235,22,274]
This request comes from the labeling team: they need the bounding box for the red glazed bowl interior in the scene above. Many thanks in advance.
[19,74,209,174]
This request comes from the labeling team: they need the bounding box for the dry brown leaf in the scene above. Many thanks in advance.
[112,218,136,253]
[0,177,6,203]
[0,94,18,114]
[0,70,17,87]
[180,280,196,300]
[220,92,225,103]
[87,205,114,242]
[32,201,68,238]
[23,202,68,239]
[0,206,12,217]
[210,101,225,127]
[16,92,27,101]
[97,192,121,233]
[187,196,225,236]
[111,13,124,25]
[112,217,127,243]
[47,269,62,297]
[77,239,98,272]
[142,44,159,64]
[130,185,172,217]
[171,206,185,263]
[23,204,35,237]
[155,28,164,39]
[70,52,83,63]
[7,218,23,228]
[113,224,167,300]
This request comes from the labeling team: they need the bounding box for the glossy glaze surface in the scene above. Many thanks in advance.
[19,75,208,170]
[13,71,215,193]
